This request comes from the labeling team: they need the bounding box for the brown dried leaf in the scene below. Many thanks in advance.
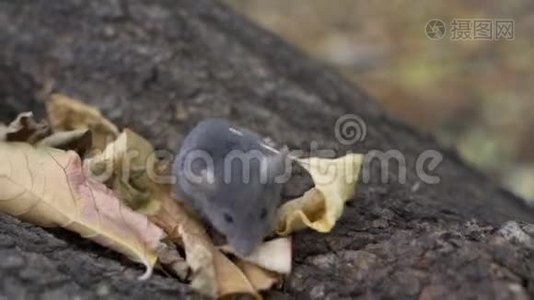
[0,142,165,279]
[36,129,93,157]
[152,193,217,296]
[46,94,119,150]
[236,261,280,291]
[1,112,50,143]
[214,251,259,299]
[158,243,190,280]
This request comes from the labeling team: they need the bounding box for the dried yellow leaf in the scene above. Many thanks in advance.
[214,251,260,299]
[276,154,363,235]
[46,94,119,150]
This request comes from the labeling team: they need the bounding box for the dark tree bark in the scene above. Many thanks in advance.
[1,0,534,299]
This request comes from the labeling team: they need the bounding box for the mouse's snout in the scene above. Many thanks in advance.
[230,233,263,256]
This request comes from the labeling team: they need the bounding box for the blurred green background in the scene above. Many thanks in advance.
[226,0,534,201]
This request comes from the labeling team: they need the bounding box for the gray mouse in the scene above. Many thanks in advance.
[173,119,288,255]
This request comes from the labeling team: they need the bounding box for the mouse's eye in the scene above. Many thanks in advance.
[259,208,267,220]
[223,212,234,224]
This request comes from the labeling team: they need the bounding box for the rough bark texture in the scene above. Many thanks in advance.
[1,0,534,299]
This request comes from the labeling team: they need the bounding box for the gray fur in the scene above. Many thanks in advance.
[173,119,287,255]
